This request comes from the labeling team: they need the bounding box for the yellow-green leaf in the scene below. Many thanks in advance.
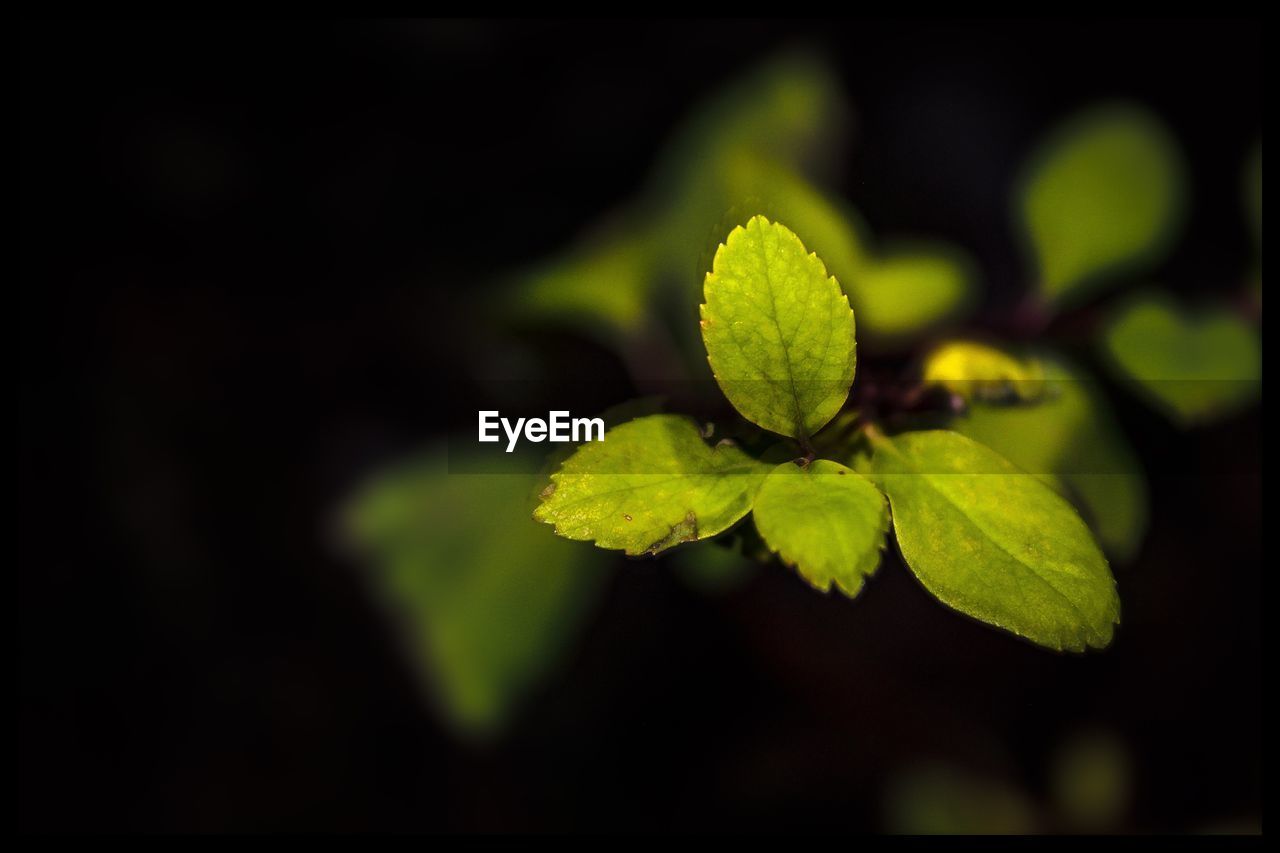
[512,223,657,337]
[950,356,1148,561]
[1017,103,1187,307]
[922,339,1046,402]
[534,414,772,556]
[869,430,1119,652]
[701,215,856,439]
[848,242,975,345]
[681,156,974,349]
[752,459,888,598]
[1101,291,1262,426]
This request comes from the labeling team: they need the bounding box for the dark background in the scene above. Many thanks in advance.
[20,19,1261,832]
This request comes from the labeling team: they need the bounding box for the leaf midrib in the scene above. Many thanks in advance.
[752,226,808,438]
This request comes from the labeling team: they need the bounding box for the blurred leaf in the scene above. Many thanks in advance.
[534,414,771,555]
[922,339,1046,402]
[647,50,848,290]
[1017,103,1187,308]
[1050,731,1132,831]
[1245,141,1262,250]
[649,50,848,196]
[752,459,888,598]
[869,430,1119,651]
[346,450,606,739]
[670,539,758,594]
[509,52,977,360]
[1101,291,1262,426]
[848,241,976,346]
[672,155,975,349]
[512,52,848,345]
[701,215,856,439]
[705,154,872,290]
[884,764,1038,834]
[511,223,658,337]
[949,355,1148,561]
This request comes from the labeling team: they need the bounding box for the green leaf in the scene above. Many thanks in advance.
[534,414,772,555]
[511,223,657,337]
[680,156,974,350]
[701,215,856,439]
[670,539,758,594]
[346,449,606,739]
[706,155,872,294]
[752,459,888,597]
[922,339,1046,402]
[650,51,848,195]
[950,356,1148,561]
[869,430,1119,651]
[1101,291,1262,426]
[848,241,976,345]
[1017,103,1186,307]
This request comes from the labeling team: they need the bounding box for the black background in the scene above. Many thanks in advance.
[20,19,1261,832]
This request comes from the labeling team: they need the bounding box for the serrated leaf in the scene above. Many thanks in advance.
[534,414,772,555]
[345,449,606,739]
[1101,292,1262,426]
[701,215,856,439]
[922,339,1046,402]
[752,459,888,598]
[950,356,1148,561]
[1017,103,1186,307]
[869,430,1119,651]
[707,155,872,294]
[682,156,974,351]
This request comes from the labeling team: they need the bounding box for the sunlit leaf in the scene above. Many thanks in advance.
[922,339,1046,402]
[346,450,606,738]
[951,357,1149,561]
[752,459,888,597]
[1101,291,1262,426]
[677,156,974,349]
[705,155,872,291]
[869,430,1119,651]
[701,215,856,439]
[1017,103,1187,308]
[534,414,772,555]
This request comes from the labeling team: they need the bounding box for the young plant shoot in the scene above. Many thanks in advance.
[534,216,1120,652]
